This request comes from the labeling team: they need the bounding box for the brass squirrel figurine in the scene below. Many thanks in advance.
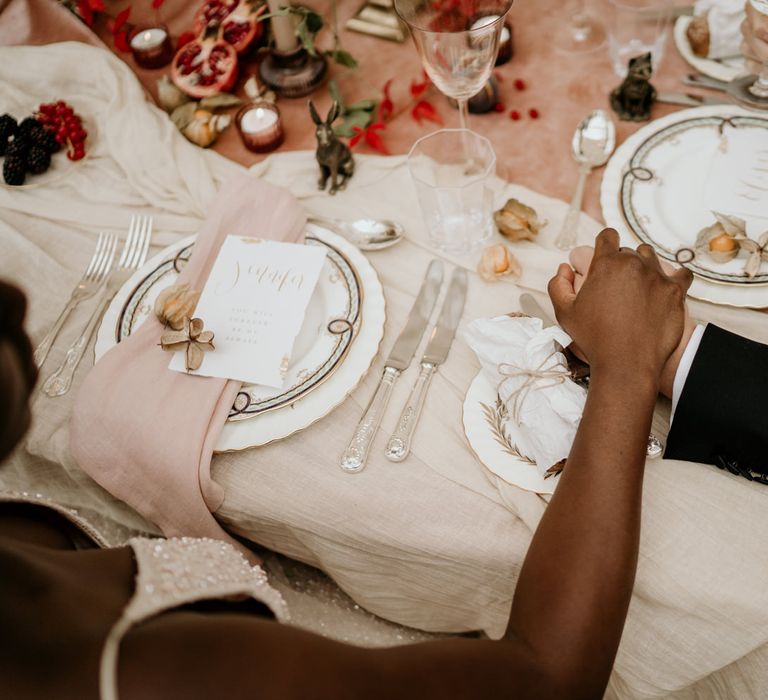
[610,53,657,122]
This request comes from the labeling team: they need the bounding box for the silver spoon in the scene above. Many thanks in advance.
[555,109,616,251]
[309,216,404,251]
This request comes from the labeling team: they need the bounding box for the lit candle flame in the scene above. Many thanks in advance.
[143,31,152,42]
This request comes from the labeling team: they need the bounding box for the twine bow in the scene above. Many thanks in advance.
[497,350,570,424]
[160,317,215,371]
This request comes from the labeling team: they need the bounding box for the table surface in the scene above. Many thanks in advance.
[1,0,698,222]
[5,4,768,698]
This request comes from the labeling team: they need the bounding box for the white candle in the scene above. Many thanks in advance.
[267,0,298,52]
[130,27,168,50]
[241,107,279,133]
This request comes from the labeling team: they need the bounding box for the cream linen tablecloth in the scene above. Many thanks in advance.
[2,43,768,699]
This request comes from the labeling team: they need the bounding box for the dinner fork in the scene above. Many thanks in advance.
[34,233,118,368]
[42,216,153,397]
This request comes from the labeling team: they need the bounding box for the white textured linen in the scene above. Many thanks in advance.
[464,315,586,475]
[3,42,768,699]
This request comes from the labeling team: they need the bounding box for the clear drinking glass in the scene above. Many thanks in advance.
[607,0,669,77]
[553,0,607,53]
[407,129,496,254]
[394,0,513,132]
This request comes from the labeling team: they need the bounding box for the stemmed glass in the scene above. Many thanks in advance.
[553,0,606,53]
[394,0,514,133]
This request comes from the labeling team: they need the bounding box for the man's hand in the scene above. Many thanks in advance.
[565,241,697,398]
[742,2,768,74]
[548,229,692,388]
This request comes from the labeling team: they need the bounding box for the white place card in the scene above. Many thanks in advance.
[703,128,768,223]
[169,236,326,388]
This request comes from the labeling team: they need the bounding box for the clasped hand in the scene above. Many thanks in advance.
[548,229,693,388]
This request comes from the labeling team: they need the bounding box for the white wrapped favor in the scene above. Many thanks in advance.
[694,0,746,58]
[464,315,587,477]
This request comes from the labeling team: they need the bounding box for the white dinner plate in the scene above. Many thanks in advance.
[95,222,386,451]
[673,16,746,83]
[601,105,768,308]
[463,371,559,495]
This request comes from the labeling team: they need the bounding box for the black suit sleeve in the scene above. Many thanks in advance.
[665,324,768,481]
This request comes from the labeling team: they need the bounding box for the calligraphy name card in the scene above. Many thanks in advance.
[169,236,327,387]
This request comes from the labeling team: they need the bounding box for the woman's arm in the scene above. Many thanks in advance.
[119,231,691,700]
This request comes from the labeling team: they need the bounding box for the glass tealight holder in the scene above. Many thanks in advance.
[236,101,284,153]
[128,24,174,69]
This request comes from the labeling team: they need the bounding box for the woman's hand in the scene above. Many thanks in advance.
[548,229,692,385]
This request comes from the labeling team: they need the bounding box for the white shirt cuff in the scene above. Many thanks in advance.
[671,324,706,420]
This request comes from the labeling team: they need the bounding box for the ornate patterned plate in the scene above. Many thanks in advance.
[463,371,558,495]
[673,16,746,84]
[602,106,768,308]
[96,222,386,451]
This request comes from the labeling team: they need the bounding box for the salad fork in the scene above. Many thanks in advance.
[34,232,118,368]
[42,216,153,397]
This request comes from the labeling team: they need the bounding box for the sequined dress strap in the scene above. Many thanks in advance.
[99,536,288,700]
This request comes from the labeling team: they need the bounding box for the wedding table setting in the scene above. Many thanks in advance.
[3,0,768,697]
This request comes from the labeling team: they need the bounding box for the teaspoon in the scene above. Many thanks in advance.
[310,216,404,251]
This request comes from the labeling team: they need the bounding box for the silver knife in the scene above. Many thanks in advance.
[384,268,468,462]
[519,293,663,459]
[340,259,444,473]
[657,91,730,107]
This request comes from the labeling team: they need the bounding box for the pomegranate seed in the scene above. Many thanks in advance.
[528,108,540,119]
[494,102,505,112]
[509,110,521,120]
[514,79,526,91]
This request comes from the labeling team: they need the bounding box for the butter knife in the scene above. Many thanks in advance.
[384,268,467,462]
[340,259,444,473]
[519,293,663,459]
[656,91,730,107]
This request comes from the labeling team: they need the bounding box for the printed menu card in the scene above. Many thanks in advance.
[169,235,326,388]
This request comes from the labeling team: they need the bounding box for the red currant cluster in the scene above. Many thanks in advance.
[35,101,88,161]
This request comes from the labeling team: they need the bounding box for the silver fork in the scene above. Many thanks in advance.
[34,233,118,368]
[42,216,153,397]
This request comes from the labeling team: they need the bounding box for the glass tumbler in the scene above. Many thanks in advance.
[407,129,496,254]
[607,0,669,77]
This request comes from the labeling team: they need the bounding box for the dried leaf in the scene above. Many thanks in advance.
[410,78,429,98]
[327,49,358,69]
[114,29,131,53]
[199,93,243,110]
[411,99,442,125]
[334,109,373,138]
[713,211,747,238]
[364,122,389,155]
[745,251,763,278]
[113,6,131,33]
[171,102,199,131]
[494,198,545,241]
[186,342,204,371]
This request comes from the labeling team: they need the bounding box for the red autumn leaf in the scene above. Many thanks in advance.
[152,0,166,8]
[114,28,131,52]
[349,126,365,149]
[113,6,131,33]
[176,31,197,50]
[379,79,394,122]
[364,123,389,155]
[410,77,429,98]
[411,99,442,126]
[76,0,94,25]
[88,0,105,10]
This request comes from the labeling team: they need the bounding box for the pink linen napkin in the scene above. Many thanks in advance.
[70,175,306,561]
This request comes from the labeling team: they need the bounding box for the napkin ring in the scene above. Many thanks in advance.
[160,317,215,372]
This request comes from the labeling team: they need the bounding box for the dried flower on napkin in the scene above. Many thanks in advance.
[695,211,745,264]
[182,110,232,148]
[740,231,768,279]
[154,283,201,330]
[160,317,215,372]
[464,315,586,479]
[493,198,545,242]
[478,244,522,282]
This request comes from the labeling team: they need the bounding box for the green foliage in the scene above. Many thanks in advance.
[328,79,378,138]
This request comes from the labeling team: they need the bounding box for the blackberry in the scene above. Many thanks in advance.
[3,156,26,186]
[35,129,60,154]
[5,136,29,161]
[18,117,45,140]
[26,146,51,175]
[0,114,17,156]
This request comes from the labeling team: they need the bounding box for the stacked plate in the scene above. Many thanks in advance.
[601,105,768,309]
[96,221,385,452]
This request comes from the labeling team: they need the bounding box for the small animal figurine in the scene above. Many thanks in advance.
[610,53,657,122]
[309,100,355,195]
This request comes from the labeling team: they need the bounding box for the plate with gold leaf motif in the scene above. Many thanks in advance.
[95,222,385,451]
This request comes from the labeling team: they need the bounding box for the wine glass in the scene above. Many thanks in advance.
[394,0,514,133]
[553,0,607,53]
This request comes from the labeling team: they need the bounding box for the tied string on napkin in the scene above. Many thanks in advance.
[497,350,570,423]
[70,175,306,563]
